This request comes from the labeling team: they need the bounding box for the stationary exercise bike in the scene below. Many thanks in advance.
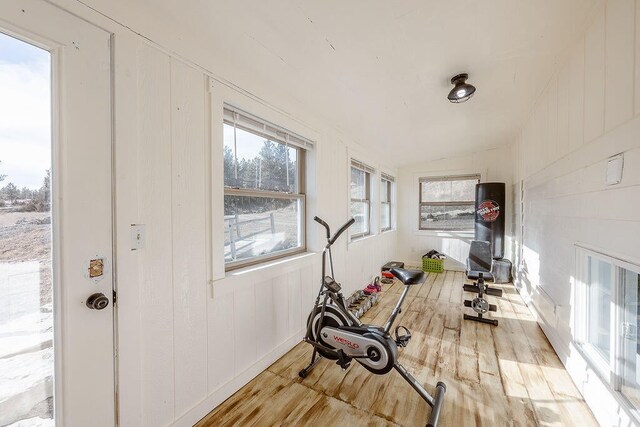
[300,216,446,427]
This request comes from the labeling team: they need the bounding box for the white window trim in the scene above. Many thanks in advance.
[349,158,375,241]
[574,244,640,421]
[380,173,395,233]
[223,104,314,150]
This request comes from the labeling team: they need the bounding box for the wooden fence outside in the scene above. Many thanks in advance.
[224,213,275,260]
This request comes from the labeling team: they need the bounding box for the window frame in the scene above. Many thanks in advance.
[350,160,374,240]
[418,174,480,231]
[574,245,640,418]
[380,173,394,232]
[575,251,614,377]
[222,106,309,271]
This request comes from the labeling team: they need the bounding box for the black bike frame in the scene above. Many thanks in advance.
[301,216,447,427]
[306,216,407,348]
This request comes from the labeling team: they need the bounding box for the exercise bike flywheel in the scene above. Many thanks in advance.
[307,304,350,360]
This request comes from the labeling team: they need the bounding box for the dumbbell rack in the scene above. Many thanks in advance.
[345,290,379,319]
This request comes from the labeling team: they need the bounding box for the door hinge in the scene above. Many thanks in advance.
[113,290,117,305]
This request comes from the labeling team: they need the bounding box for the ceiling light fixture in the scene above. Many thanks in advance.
[448,73,476,103]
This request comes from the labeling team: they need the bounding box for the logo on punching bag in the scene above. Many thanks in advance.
[477,200,500,222]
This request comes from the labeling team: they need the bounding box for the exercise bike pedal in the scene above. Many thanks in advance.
[395,325,412,348]
[336,350,352,370]
[338,360,351,370]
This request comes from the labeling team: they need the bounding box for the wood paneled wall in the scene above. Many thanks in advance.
[511,0,640,424]
[113,34,398,427]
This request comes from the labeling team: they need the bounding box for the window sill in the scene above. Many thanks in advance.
[414,229,474,238]
[224,251,316,277]
[349,233,377,246]
[381,228,396,234]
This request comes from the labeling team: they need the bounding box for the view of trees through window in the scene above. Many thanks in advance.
[223,122,304,266]
[223,126,298,193]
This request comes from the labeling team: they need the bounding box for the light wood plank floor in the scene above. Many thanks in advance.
[197,271,597,426]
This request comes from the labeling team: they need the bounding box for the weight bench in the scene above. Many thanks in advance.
[464,240,502,297]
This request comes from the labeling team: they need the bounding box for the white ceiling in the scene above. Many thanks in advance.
[106,0,603,165]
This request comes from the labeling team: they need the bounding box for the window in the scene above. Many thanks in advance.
[585,257,612,362]
[350,160,374,239]
[575,247,640,413]
[621,267,640,409]
[223,106,311,269]
[380,173,395,232]
[419,174,479,230]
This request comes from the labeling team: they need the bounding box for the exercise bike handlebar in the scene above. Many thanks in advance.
[313,216,331,240]
[329,218,355,245]
[314,216,356,246]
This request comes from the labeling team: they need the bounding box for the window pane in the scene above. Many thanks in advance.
[351,167,366,200]
[223,124,298,193]
[0,33,54,426]
[421,178,477,202]
[224,195,302,263]
[622,268,640,407]
[381,202,391,230]
[381,179,389,203]
[587,257,612,362]
[420,204,474,230]
[350,201,369,236]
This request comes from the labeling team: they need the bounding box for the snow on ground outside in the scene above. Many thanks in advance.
[0,211,53,425]
[8,417,54,427]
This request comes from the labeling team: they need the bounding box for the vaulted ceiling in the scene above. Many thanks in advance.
[93,0,602,164]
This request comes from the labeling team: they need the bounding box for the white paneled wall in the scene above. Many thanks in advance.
[112,33,398,427]
[170,59,209,418]
[511,0,640,424]
[396,147,514,270]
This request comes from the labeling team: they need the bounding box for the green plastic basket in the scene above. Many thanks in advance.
[422,257,444,273]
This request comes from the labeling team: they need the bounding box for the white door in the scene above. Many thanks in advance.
[0,1,115,426]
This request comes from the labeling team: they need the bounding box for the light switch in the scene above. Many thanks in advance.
[606,153,624,186]
[131,224,146,250]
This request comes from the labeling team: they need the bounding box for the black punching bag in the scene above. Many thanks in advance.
[474,183,505,259]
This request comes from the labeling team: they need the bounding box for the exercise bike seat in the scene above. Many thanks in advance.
[390,268,426,286]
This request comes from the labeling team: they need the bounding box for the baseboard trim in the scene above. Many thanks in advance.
[171,331,304,427]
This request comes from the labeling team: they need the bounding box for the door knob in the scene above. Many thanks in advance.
[86,293,109,310]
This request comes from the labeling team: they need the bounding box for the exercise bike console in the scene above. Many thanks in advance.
[323,276,341,293]
[300,216,447,427]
